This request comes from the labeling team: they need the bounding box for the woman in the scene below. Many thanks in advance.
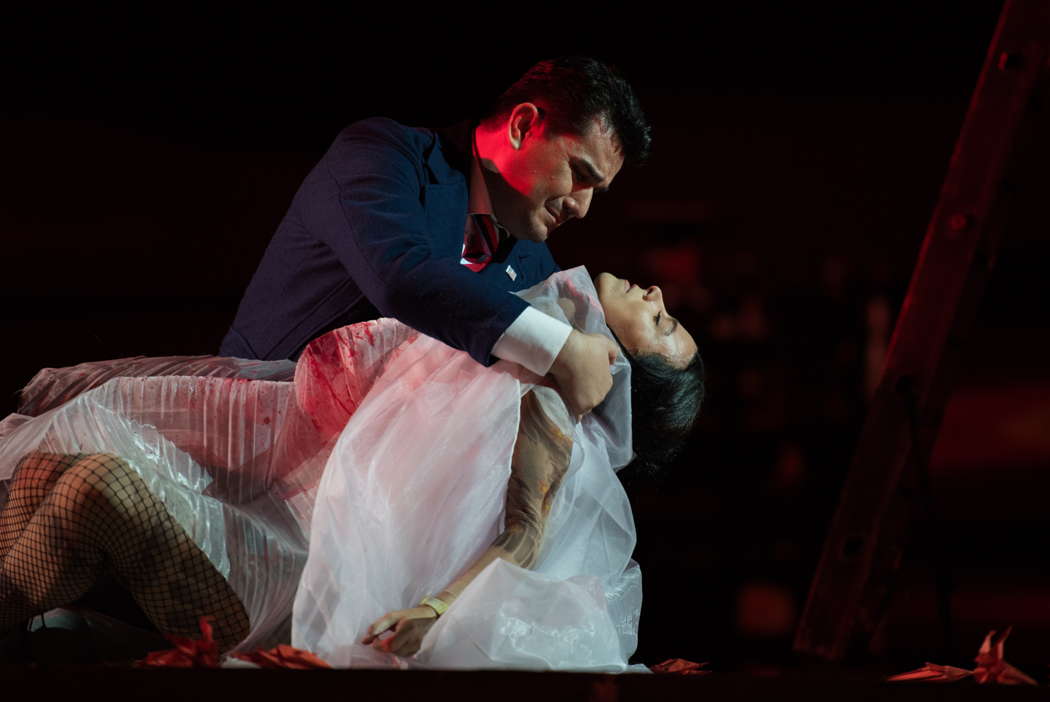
[0,268,703,667]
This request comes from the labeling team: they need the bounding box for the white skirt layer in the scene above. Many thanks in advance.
[293,267,644,671]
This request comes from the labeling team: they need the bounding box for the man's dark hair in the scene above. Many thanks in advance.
[624,350,705,476]
[484,56,652,166]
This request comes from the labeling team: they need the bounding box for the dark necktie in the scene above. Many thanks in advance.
[461,213,501,272]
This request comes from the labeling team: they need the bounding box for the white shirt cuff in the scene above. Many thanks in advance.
[491,306,573,377]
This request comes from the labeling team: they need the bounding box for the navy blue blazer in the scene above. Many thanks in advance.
[220,117,559,362]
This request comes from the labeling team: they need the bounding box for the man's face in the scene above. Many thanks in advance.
[486,107,625,242]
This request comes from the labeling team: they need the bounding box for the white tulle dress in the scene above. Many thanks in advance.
[0,267,644,670]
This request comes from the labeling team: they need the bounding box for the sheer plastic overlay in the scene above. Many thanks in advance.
[0,342,393,651]
[293,267,642,671]
[1,373,315,650]
[17,355,296,417]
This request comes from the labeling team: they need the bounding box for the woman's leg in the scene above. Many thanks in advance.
[0,454,250,652]
[0,452,84,561]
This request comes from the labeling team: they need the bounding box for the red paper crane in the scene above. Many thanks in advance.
[887,627,1037,685]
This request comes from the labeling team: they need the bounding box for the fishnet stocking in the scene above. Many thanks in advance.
[0,452,249,652]
[0,452,83,561]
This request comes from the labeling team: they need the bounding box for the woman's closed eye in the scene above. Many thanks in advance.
[654,313,679,337]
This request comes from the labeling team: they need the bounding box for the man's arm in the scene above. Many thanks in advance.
[308,119,615,414]
[301,118,528,366]
[362,388,573,656]
[494,307,618,417]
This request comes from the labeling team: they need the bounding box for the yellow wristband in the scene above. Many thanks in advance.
[418,596,449,617]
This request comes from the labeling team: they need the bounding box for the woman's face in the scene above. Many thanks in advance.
[595,272,698,368]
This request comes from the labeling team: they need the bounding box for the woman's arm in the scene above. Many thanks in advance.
[362,388,574,656]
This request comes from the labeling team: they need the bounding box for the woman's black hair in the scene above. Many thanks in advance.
[623,349,705,477]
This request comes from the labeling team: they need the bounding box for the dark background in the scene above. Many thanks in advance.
[3,2,1048,670]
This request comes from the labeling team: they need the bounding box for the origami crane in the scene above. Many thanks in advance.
[651,659,710,675]
[887,627,1037,685]
[972,627,1038,685]
[137,617,331,669]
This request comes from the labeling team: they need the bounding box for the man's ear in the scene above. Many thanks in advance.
[507,103,542,150]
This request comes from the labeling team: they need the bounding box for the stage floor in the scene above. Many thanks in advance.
[0,665,1044,701]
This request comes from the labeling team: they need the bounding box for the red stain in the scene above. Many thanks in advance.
[296,326,366,439]
[359,321,376,346]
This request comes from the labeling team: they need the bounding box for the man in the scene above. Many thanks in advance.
[220,57,651,415]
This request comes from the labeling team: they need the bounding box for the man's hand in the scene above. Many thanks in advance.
[361,606,438,657]
[547,330,618,417]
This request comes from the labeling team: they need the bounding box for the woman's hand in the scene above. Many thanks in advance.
[360,606,438,657]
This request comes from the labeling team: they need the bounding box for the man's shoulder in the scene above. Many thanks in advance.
[341,116,431,138]
[326,117,467,184]
[334,117,435,155]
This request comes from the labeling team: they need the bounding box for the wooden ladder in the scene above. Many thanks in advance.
[793,0,1050,662]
